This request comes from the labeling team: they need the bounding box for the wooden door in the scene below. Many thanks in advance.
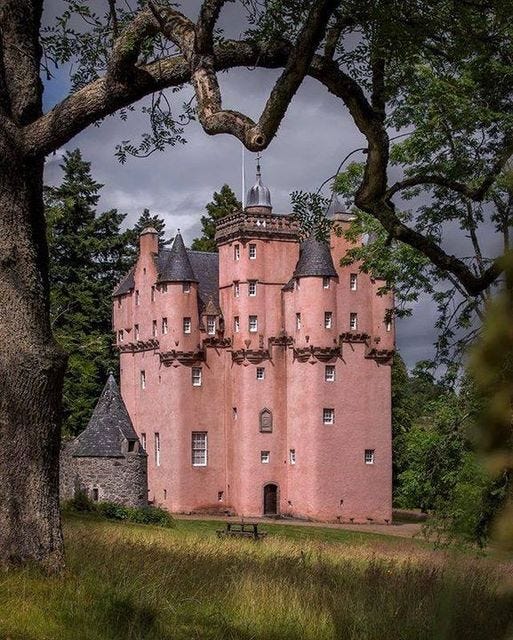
[263,484,278,515]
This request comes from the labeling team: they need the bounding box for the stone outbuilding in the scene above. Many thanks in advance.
[60,374,148,507]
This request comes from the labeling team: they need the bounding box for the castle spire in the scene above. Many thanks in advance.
[158,231,198,283]
[246,154,272,211]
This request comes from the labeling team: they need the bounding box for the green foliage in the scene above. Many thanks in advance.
[64,492,174,528]
[290,191,331,240]
[191,185,241,252]
[46,149,132,436]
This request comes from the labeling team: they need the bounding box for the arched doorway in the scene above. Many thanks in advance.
[263,483,278,516]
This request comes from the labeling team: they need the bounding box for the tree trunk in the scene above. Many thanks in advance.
[0,146,67,572]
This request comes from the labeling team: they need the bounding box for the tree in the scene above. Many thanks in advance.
[1,0,511,570]
[191,185,241,252]
[46,149,130,437]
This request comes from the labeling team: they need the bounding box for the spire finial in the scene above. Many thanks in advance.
[177,228,181,234]
[256,152,261,178]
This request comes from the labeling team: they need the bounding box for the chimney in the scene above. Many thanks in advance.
[139,227,159,255]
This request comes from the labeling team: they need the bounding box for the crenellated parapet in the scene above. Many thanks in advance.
[215,210,299,245]
[160,349,205,366]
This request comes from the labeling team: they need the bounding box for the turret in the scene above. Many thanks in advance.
[139,226,159,255]
[245,154,272,214]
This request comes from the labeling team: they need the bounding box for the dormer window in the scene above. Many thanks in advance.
[249,244,257,259]
[183,282,191,293]
[128,440,136,453]
[207,316,216,335]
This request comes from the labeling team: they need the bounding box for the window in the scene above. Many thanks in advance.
[161,283,168,293]
[92,488,99,502]
[118,329,124,342]
[152,319,157,337]
[218,491,224,501]
[350,312,358,331]
[256,367,265,380]
[249,315,258,332]
[183,282,191,293]
[117,298,122,308]
[135,289,140,305]
[296,278,300,290]
[365,449,375,465]
[207,316,216,335]
[350,273,358,290]
[325,365,336,382]
[234,281,240,297]
[233,407,238,419]
[128,440,136,452]
[289,449,296,465]
[295,313,301,331]
[164,489,167,500]
[249,243,256,259]
[140,370,146,390]
[141,433,147,451]
[259,408,273,433]
[386,319,392,332]
[323,277,330,289]
[323,408,334,425]
[183,317,191,334]
[261,450,270,464]
[162,317,168,334]
[234,244,240,260]
[192,367,202,387]
[248,280,257,296]
[134,324,140,340]
[155,432,160,466]
[324,311,333,329]
[234,316,240,332]
[192,432,207,466]
[151,286,155,302]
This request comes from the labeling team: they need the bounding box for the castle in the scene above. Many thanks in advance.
[109,165,394,522]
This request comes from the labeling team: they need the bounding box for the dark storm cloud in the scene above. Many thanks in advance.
[42,0,482,369]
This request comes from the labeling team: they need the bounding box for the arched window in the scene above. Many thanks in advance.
[259,408,273,433]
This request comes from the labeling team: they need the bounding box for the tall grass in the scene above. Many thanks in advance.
[0,515,512,640]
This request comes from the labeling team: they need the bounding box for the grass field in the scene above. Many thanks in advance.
[1,514,512,640]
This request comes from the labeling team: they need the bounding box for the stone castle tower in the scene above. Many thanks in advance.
[112,165,394,522]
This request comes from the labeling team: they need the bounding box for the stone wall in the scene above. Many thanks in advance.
[60,444,148,507]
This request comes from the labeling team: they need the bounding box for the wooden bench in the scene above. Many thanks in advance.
[216,521,267,541]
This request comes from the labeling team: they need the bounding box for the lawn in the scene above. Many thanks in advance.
[1,514,512,640]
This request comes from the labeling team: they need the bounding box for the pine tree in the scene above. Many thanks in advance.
[46,149,131,436]
[191,185,241,252]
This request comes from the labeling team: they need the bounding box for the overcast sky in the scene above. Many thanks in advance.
[42,0,440,370]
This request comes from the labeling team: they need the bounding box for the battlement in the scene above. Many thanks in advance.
[215,210,300,245]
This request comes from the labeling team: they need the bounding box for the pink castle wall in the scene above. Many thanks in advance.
[113,208,394,523]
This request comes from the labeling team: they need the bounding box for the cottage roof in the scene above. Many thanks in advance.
[73,374,139,458]
[293,234,337,279]
[157,232,198,283]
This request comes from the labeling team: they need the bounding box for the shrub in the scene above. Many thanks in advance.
[64,490,96,513]
[63,495,174,528]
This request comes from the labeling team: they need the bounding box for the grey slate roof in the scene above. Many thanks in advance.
[73,374,139,458]
[157,232,198,283]
[113,267,135,297]
[187,250,219,311]
[293,235,338,279]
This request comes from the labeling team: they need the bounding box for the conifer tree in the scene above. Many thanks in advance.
[191,185,241,252]
[46,150,130,436]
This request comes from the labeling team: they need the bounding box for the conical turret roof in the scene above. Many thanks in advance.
[158,231,198,283]
[293,234,337,279]
[73,374,139,457]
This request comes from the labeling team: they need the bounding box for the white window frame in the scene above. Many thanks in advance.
[249,243,257,259]
[350,312,358,331]
[256,367,265,380]
[234,316,240,332]
[207,316,216,335]
[323,277,330,289]
[192,432,207,467]
[350,273,358,290]
[118,329,124,342]
[162,317,168,335]
[140,370,146,390]
[134,324,140,340]
[289,449,296,465]
[324,311,333,329]
[141,432,146,451]
[295,312,301,331]
[248,280,257,296]
[365,449,375,465]
[386,319,392,332]
[152,319,158,337]
[155,432,160,466]
[234,244,240,261]
[260,450,270,464]
[325,365,336,382]
[234,281,240,297]
[323,408,334,425]
[249,315,258,332]
[192,367,202,387]
[183,317,192,334]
